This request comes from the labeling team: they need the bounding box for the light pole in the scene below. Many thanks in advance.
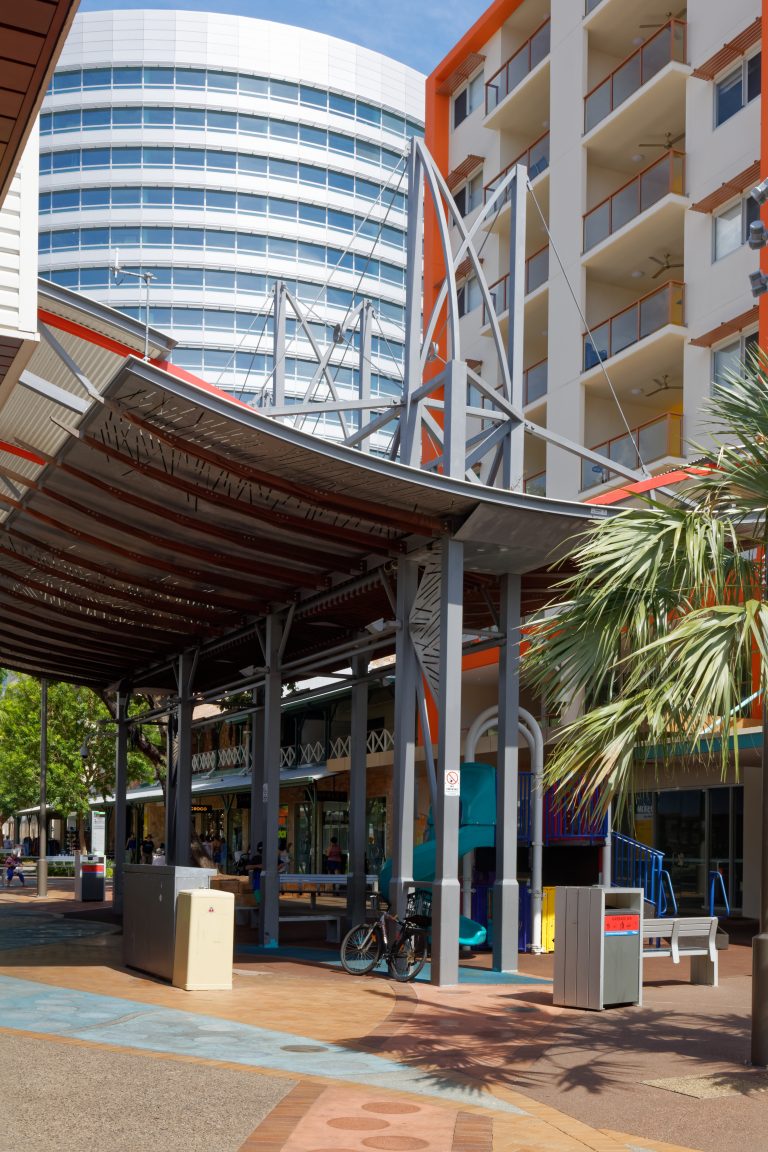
[110,251,154,360]
[37,678,48,898]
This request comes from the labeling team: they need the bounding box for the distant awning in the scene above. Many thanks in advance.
[692,17,761,80]
[690,160,760,214]
[437,52,485,96]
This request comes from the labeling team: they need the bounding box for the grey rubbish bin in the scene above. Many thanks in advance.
[123,864,217,981]
[74,853,106,901]
[553,886,643,1010]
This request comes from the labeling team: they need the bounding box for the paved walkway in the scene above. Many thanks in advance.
[0,882,762,1152]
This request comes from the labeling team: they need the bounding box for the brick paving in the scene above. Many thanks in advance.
[0,883,757,1151]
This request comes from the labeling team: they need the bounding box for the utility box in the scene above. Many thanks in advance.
[74,853,105,902]
[172,889,234,990]
[553,886,643,1011]
[123,864,217,981]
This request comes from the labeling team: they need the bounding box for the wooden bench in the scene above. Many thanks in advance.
[278,913,342,943]
[278,873,379,910]
[643,916,720,986]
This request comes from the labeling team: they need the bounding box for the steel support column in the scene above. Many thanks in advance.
[249,688,264,861]
[347,656,368,926]
[432,537,464,985]
[164,712,177,863]
[259,613,282,947]
[272,282,286,409]
[113,689,129,913]
[36,678,48,898]
[391,556,419,913]
[493,573,521,971]
[504,170,527,489]
[174,652,194,867]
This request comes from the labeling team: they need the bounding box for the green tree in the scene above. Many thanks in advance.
[0,675,160,826]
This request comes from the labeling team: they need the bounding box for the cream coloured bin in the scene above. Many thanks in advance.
[172,888,234,990]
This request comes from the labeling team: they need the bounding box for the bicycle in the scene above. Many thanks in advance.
[339,892,431,982]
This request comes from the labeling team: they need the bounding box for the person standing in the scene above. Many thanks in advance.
[140,833,155,865]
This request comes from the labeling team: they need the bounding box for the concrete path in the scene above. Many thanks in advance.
[0,884,758,1152]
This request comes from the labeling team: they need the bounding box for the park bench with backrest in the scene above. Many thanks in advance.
[643,915,721,986]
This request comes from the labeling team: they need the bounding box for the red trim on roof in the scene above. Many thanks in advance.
[585,467,712,506]
[0,439,45,467]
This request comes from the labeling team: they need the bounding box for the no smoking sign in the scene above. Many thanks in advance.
[444,769,461,796]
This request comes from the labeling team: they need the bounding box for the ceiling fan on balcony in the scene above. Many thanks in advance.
[649,252,683,278]
[637,129,685,149]
[639,8,687,28]
[644,374,683,396]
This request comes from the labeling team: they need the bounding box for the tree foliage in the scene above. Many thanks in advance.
[0,674,161,823]
[524,354,768,817]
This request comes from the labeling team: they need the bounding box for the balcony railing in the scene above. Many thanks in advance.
[581,412,683,489]
[524,470,546,497]
[190,726,396,774]
[583,150,685,252]
[524,358,547,405]
[583,281,685,370]
[483,248,548,323]
[484,131,550,204]
[485,18,550,114]
[584,20,687,132]
[585,0,604,13]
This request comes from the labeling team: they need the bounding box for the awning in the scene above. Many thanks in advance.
[692,17,761,80]
[689,305,759,348]
[690,160,760,214]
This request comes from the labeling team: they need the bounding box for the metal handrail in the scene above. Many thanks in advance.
[583,150,686,252]
[524,358,547,405]
[581,412,683,489]
[583,280,685,369]
[709,869,731,916]
[524,469,546,496]
[584,20,687,132]
[485,17,551,114]
[483,130,550,203]
[483,245,549,324]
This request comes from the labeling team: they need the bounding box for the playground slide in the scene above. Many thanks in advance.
[379,823,492,948]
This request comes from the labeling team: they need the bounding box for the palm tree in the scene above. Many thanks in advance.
[524,355,768,1063]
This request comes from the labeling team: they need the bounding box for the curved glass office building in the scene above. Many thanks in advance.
[38,11,423,422]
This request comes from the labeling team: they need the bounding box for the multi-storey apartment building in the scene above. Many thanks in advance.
[428,0,760,503]
[425,0,764,918]
[38,10,424,430]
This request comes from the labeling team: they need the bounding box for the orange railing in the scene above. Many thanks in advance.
[524,358,548,405]
[484,131,550,204]
[485,18,550,114]
[584,20,686,132]
[583,150,685,251]
[581,413,683,489]
[583,281,684,369]
[483,247,549,323]
[525,470,546,497]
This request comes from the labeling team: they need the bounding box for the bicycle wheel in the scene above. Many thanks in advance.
[387,927,428,982]
[340,922,383,975]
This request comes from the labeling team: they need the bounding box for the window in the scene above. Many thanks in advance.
[713,195,761,260]
[715,52,761,125]
[713,331,759,387]
[453,71,484,128]
[457,276,481,317]
[454,169,483,217]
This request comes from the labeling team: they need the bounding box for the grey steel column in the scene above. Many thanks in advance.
[357,303,372,453]
[173,652,194,868]
[272,281,286,409]
[113,690,129,913]
[432,538,464,985]
[259,613,282,947]
[402,143,425,469]
[503,169,527,491]
[391,556,419,913]
[443,360,468,481]
[249,688,265,858]
[347,656,368,926]
[494,573,521,972]
[164,710,177,864]
[36,678,48,898]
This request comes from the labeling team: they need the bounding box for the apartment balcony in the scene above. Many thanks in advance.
[524,357,547,406]
[585,21,686,132]
[584,151,685,252]
[484,18,550,135]
[583,22,688,173]
[581,412,683,490]
[484,131,550,209]
[482,246,549,326]
[525,470,546,497]
[583,281,685,375]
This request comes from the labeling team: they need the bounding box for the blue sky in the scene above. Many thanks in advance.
[78,0,490,75]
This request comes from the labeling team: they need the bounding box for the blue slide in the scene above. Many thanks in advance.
[379,763,496,948]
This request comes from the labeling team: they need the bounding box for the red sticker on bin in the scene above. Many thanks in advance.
[604,914,640,935]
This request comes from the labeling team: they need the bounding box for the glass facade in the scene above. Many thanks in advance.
[40,14,424,426]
